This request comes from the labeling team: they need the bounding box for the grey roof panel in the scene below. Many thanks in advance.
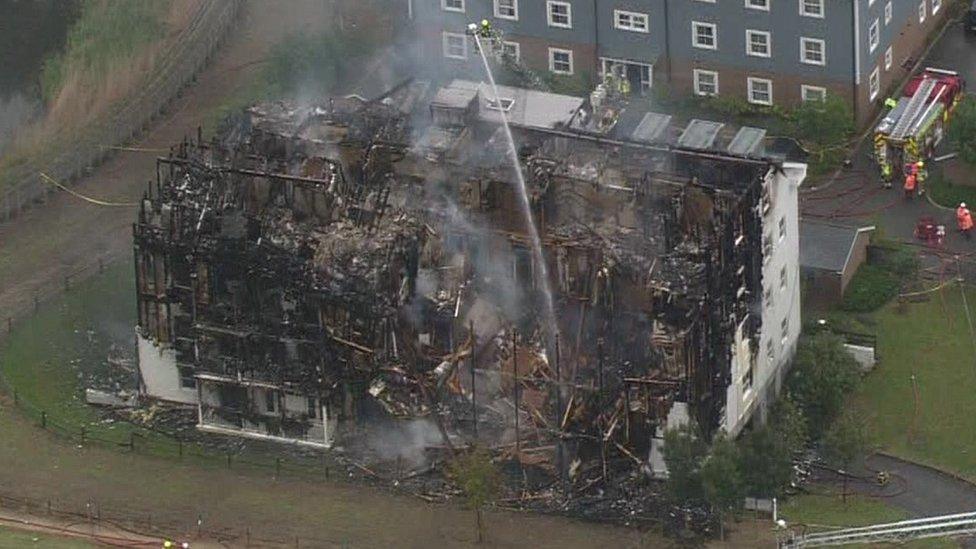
[800,220,868,273]
[727,126,766,157]
[631,112,672,143]
[678,119,724,150]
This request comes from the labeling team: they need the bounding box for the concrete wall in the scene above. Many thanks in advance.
[137,331,197,405]
[840,229,871,295]
[724,162,805,436]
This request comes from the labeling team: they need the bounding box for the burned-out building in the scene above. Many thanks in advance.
[133,78,803,479]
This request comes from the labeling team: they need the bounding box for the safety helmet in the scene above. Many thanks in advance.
[163,542,173,549]
[962,203,967,208]
[917,161,924,168]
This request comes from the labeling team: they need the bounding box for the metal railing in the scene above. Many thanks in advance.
[783,511,976,547]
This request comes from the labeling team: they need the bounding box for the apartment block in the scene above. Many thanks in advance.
[409,0,951,126]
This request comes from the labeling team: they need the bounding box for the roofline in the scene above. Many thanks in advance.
[842,226,876,273]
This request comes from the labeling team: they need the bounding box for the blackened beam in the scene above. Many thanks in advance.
[157,157,332,185]
[623,377,682,386]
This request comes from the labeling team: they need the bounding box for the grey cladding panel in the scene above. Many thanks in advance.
[727,127,766,157]
[631,112,672,143]
[678,119,724,150]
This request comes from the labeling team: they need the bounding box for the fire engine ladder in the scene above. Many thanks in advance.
[890,77,939,140]
[781,511,976,548]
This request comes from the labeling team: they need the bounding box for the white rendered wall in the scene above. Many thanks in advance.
[137,331,198,405]
[725,162,805,435]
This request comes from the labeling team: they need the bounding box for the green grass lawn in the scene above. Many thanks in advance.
[781,494,957,548]
[848,286,976,479]
[0,526,95,548]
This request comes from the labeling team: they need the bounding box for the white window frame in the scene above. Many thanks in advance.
[494,0,518,20]
[548,47,574,75]
[933,0,942,14]
[748,77,773,105]
[614,9,649,33]
[692,21,718,50]
[801,85,827,102]
[919,1,926,23]
[780,266,788,289]
[502,41,521,61]
[800,37,826,66]
[442,32,468,60]
[600,58,653,92]
[692,69,719,97]
[869,66,880,101]
[746,30,771,58]
[694,69,719,96]
[869,19,879,53]
[441,0,464,12]
[746,0,770,11]
[547,1,572,28]
[885,1,893,24]
[885,45,893,70]
[869,0,876,6]
[800,0,824,18]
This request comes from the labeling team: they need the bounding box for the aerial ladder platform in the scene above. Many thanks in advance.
[782,510,976,548]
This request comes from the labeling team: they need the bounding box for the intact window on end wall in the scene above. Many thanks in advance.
[869,20,879,53]
[549,48,574,75]
[918,1,926,23]
[495,0,518,20]
[885,1,893,24]
[778,216,786,240]
[800,0,824,18]
[801,85,827,102]
[692,22,718,50]
[781,316,789,343]
[442,32,468,60]
[747,77,773,105]
[885,46,893,71]
[800,37,826,66]
[694,69,719,96]
[869,66,881,101]
[780,265,788,289]
[614,10,649,33]
[933,0,942,14]
[746,30,771,58]
[547,1,572,28]
[441,0,464,12]
[746,0,770,11]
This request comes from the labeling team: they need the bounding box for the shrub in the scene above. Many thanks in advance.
[841,264,901,312]
[787,333,862,439]
[948,97,976,168]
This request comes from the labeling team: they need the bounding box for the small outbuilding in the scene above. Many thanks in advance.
[799,220,875,307]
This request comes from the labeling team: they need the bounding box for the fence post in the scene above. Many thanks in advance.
[276,458,281,479]
[13,390,18,405]
[130,432,136,452]
[63,275,70,291]
[178,437,183,459]
[40,411,46,429]
[98,257,104,273]
[80,426,86,446]
[226,452,232,468]
[33,293,38,312]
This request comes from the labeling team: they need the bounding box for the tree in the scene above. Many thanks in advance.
[792,95,854,173]
[822,411,868,503]
[948,97,976,167]
[737,426,793,499]
[787,333,861,439]
[450,448,502,543]
[661,424,708,504]
[701,433,745,540]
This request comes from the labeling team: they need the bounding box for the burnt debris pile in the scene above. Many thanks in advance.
[133,79,774,519]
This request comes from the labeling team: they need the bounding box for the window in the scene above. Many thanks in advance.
[746,30,771,58]
[800,0,824,18]
[502,41,520,61]
[764,285,773,307]
[494,0,518,20]
[743,361,754,390]
[869,19,879,53]
[747,77,773,105]
[693,69,719,96]
[547,1,572,28]
[549,48,574,74]
[442,32,467,59]
[601,58,653,92]
[885,1,893,24]
[614,9,649,32]
[780,265,788,289]
[746,0,770,10]
[781,316,790,343]
[919,1,926,23]
[778,216,787,240]
[485,96,515,111]
[885,45,893,70]
[441,0,464,12]
[801,85,827,102]
[692,21,717,50]
[800,37,826,66]
[265,390,276,413]
[869,66,880,100]
[869,0,876,5]
[307,397,318,418]
[178,367,196,389]
[933,0,942,14]
[766,337,774,359]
